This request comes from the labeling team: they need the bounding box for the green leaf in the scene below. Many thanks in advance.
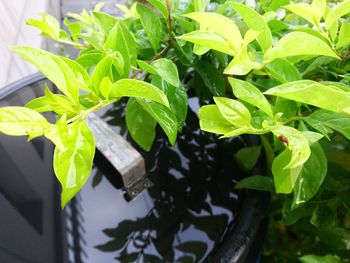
[300,254,342,263]
[316,227,350,251]
[54,121,95,208]
[272,149,303,194]
[305,110,350,140]
[213,97,251,127]
[126,98,156,151]
[228,78,272,116]
[138,58,180,87]
[269,125,311,168]
[198,105,233,134]
[234,146,262,172]
[228,2,272,51]
[171,86,188,132]
[0,107,50,139]
[91,12,118,37]
[310,204,337,228]
[109,79,169,107]
[224,47,262,75]
[148,0,168,19]
[90,52,124,96]
[265,80,350,115]
[264,32,340,61]
[195,61,225,96]
[104,21,137,76]
[44,115,68,151]
[136,99,177,146]
[336,22,350,49]
[178,31,235,56]
[283,2,324,26]
[26,13,61,40]
[293,143,327,206]
[25,97,52,113]
[100,77,113,99]
[61,57,90,93]
[136,3,162,50]
[183,12,243,52]
[43,86,76,115]
[325,0,350,30]
[235,175,274,192]
[265,58,301,83]
[11,46,81,103]
[76,51,102,72]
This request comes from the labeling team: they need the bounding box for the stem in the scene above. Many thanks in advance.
[67,98,118,124]
[165,0,172,42]
[281,115,304,125]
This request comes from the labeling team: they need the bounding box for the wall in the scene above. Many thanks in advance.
[0,0,60,88]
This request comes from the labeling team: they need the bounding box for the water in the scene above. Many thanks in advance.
[0,78,249,263]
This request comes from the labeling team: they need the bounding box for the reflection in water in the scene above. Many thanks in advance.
[0,78,250,263]
[82,97,247,262]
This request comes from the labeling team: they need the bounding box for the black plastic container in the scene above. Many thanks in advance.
[0,74,267,263]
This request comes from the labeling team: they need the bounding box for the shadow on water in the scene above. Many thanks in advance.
[90,97,248,262]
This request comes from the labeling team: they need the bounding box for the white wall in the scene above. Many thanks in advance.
[0,0,60,88]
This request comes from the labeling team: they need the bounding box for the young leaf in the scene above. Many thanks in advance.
[224,47,262,75]
[305,110,350,140]
[183,12,243,52]
[25,97,52,113]
[0,107,50,138]
[198,105,233,134]
[109,79,169,107]
[293,143,327,206]
[26,13,61,40]
[265,80,350,114]
[228,2,272,51]
[336,22,350,49]
[269,125,311,168]
[178,31,235,56]
[213,97,251,127]
[235,175,275,192]
[138,58,180,88]
[54,121,95,208]
[228,78,273,116]
[283,2,324,26]
[136,3,162,51]
[136,99,177,146]
[90,52,124,95]
[126,98,157,151]
[272,149,303,194]
[104,21,137,76]
[10,46,81,103]
[91,12,118,37]
[264,32,340,61]
[325,0,350,30]
[148,0,168,19]
[43,86,76,115]
[234,145,262,172]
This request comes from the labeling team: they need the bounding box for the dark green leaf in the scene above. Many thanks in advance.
[234,146,262,172]
[235,175,275,192]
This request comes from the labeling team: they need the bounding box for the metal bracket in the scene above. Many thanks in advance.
[86,113,153,198]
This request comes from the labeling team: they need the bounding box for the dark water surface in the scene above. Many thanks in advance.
[0,78,249,263]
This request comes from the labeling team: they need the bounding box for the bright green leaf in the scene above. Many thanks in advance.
[300,254,342,263]
[265,80,350,114]
[325,0,350,30]
[265,58,301,83]
[54,121,95,208]
[264,32,340,61]
[336,22,350,49]
[228,2,272,51]
[126,98,156,151]
[198,105,233,134]
[228,78,273,116]
[109,79,169,107]
[0,107,50,138]
[136,3,162,50]
[213,97,251,127]
[293,143,327,206]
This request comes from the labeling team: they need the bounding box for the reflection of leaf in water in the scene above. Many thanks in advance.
[91,170,103,188]
[116,251,138,262]
[176,241,208,262]
[95,238,125,252]
[191,214,229,242]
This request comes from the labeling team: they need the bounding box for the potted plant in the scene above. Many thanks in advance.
[2,0,350,261]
